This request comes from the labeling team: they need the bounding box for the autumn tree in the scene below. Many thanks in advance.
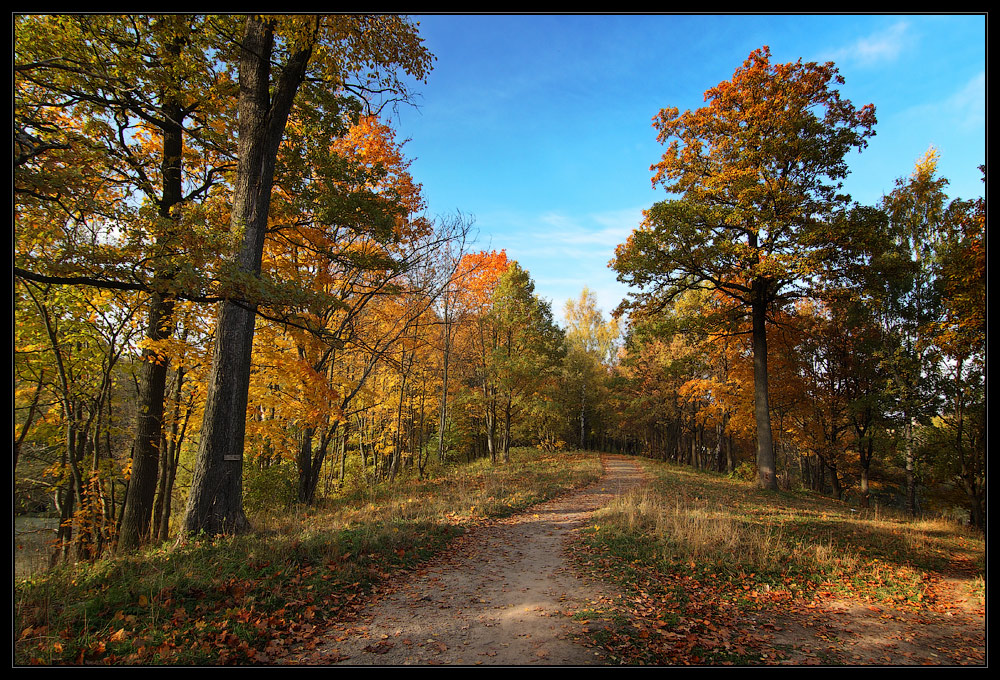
[612,317,701,462]
[933,185,986,530]
[447,250,511,460]
[562,288,619,449]
[15,279,144,560]
[894,162,985,529]
[613,46,876,490]
[785,300,860,500]
[250,107,448,502]
[872,149,975,516]
[183,15,432,536]
[14,15,238,550]
[489,264,565,462]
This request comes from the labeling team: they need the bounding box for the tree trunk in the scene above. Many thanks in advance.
[119,291,176,548]
[827,459,843,500]
[339,426,348,485]
[183,18,312,537]
[438,285,450,462]
[859,435,873,509]
[713,423,724,472]
[152,364,186,541]
[503,397,512,463]
[904,417,917,516]
[297,427,317,503]
[726,433,734,475]
[751,286,777,490]
[118,63,185,550]
[485,397,497,464]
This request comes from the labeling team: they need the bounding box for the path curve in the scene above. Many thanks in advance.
[294,454,645,666]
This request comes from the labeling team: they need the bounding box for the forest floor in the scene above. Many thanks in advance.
[281,454,986,667]
[758,571,986,665]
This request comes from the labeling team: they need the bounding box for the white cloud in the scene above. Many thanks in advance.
[533,208,641,248]
[475,207,640,326]
[944,71,987,131]
[895,71,986,135]
[825,21,912,67]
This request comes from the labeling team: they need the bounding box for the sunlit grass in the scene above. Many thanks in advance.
[582,458,984,606]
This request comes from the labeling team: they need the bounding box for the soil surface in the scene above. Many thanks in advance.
[286,454,647,666]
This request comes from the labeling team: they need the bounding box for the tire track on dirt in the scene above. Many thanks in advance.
[292,454,645,666]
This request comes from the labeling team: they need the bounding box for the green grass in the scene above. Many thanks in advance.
[14,447,602,666]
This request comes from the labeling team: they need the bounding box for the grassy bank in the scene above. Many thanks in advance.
[14,448,603,666]
[573,457,985,665]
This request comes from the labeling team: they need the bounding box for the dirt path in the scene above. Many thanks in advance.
[288,454,645,666]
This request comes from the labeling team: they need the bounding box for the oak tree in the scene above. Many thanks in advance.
[183,15,432,536]
[613,46,876,490]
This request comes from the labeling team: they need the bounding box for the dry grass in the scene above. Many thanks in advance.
[597,486,794,576]
[585,458,984,602]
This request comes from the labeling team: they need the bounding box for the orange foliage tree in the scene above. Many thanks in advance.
[613,46,877,490]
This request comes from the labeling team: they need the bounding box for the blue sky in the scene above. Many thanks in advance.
[390,14,986,326]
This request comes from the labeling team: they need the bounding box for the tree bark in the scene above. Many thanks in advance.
[152,364,186,541]
[437,285,451,462]
[183,17,313,537]
[859,435,873,509]
[119,291,176,548]
[904,417,917,516]
[117,38,187,550]
[751,285,778,490]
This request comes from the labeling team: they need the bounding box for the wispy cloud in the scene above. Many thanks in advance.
[479,207,640,257]
[896,71,986,134]
[824,21,912,67]
[535,208,641,248]
[473,207,639,323]
[943,71,987,131]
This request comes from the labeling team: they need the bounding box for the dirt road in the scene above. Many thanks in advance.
[292,454,645,666]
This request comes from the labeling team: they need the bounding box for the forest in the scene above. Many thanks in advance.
[14,13,984,625]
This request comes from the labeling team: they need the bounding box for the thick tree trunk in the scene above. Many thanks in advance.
[297,427,317,503]
[825,457,843,500]
[751,286,777,490]
[183,18,312,537]
[183,299,258,535]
